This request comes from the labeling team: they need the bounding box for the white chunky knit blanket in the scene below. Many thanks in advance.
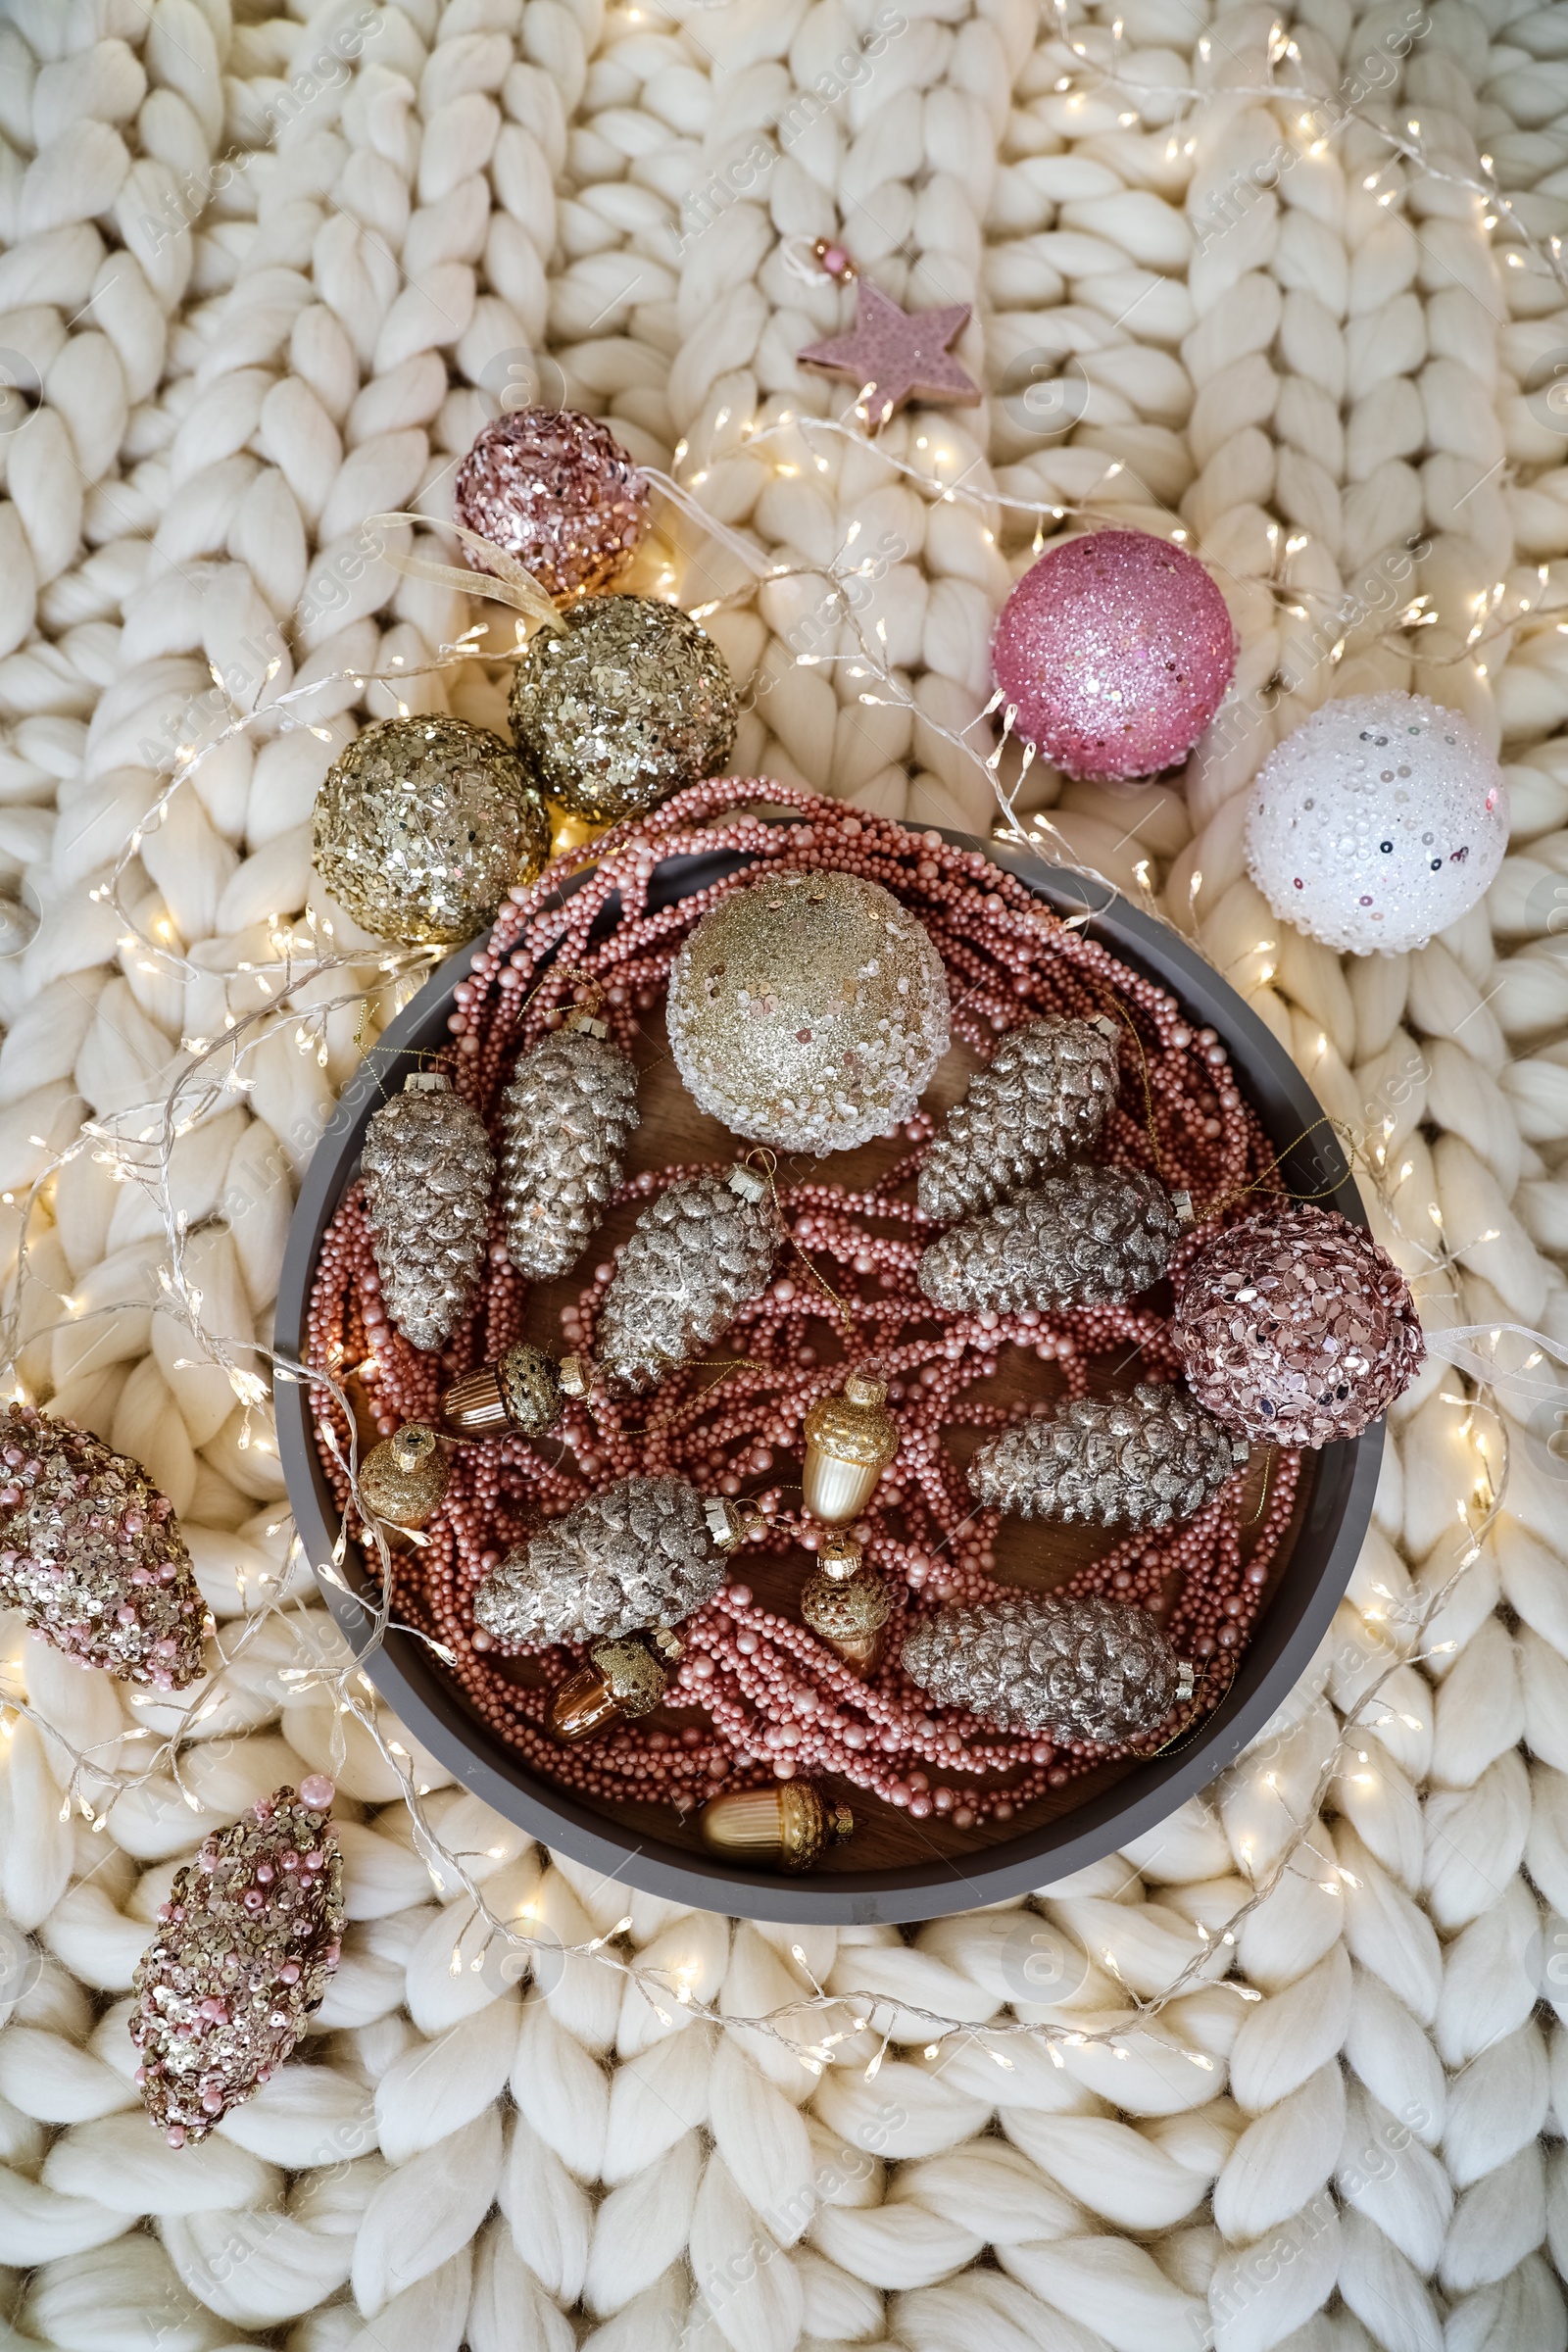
[3,2,1568,2349]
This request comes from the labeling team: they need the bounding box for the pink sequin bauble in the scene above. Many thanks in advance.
[1173,1204,1424,1448]
[991,530,1237,782]
[455,408,651,601]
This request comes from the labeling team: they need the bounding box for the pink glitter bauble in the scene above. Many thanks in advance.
[455,408,651,601]
[991,529,1237,782]
[1172,1204,1424,1448]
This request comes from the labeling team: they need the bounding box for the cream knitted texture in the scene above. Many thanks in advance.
[1,2,1568,2349]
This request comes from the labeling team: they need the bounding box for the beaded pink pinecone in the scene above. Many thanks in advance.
[130,1778,343,2146]
[1173,1203,1425,1446]
[0,1405,207,1688]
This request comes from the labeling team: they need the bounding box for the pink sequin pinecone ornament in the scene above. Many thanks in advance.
[1173,1204,1425,1446]
[455,407,652,601]
[992,529,1237,782]
[0,1405,208,1688]
[130,1778,343,2146]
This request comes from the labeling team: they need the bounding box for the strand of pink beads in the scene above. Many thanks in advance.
[306,783,1299,1838]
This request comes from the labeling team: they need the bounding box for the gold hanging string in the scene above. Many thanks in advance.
[361,514,567,637]
[744,1147,858,1351]
[1088,987,1168,1180]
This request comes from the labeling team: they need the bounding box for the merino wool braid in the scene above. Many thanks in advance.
[1,2,1568,2350]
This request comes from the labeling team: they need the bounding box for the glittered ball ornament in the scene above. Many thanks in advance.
[455,407,651,601]
[508,596,737,824]
[1244,691,1507,956]
[991,529,1237,782]
[312,716,550,946]
[667,870,951,1152]
[1172,1204,1425,1447]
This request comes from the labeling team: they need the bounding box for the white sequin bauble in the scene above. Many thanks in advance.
[1245,693,1507,956]
[667,870,951,1152]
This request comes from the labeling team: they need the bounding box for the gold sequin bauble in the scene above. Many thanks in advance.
[697,1783,855,1872]
[130,1779,343,2146]
[312,716,550,945]
[455,407,651,601]
[802,1371,899,1524]
[667,871,952,1152]
[0,1404,207,1689]
[508,595,737,823]
[360,1423,449,1532]
[1172,1203,1425,1446]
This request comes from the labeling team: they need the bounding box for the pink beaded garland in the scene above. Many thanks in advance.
[306,783,1299,1839]
[992,529,1238,784]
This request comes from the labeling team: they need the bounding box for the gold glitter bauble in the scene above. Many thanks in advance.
[667,870,951,1152]
[360,1424,449,1531]
[508,595,737,823]
[312,716,550,945]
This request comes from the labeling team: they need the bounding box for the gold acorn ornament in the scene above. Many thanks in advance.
[698,1782,855,1873]
[358,1423,449,1544]
[802,1371,899,1525]
[441,1342,592,1438]
[800,1533,890,1672]
[551,1626,683,1742]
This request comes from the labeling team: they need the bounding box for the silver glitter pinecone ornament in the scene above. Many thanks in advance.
[312,715,550,946]
[918,1014,1120,1220]
[902,1594,1191,1743]
[597,1162,782,1392]
[0,1405,208,1688]
[918,1163,1184,1314]
[509,595,737,823]
[362,1073,495,1350]
[501,1009,640,1280]
[129,1777,343,2146]
[474,1477,760,1646]
[969,1383,1248,1530]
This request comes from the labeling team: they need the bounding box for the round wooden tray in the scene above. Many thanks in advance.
[274,827,1380,1925]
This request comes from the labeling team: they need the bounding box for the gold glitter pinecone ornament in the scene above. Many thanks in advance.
[597,1162,782,1393]
[698,1782,855,1872]
[918,1014,1120,1220]
[667,869,951,1153]
[552,1626,683,1741]
[902,1595,1193,1743]
[918,1163,1187,1315]
[0,1405,208,1688]
[129,1777,343,2146]
[362,1073,496,1351]
[501,1008,640,1280]
[508,595,737,823]
[969,1384,1248,1530]
[474,1477,762,1647]
[312,716,550,946]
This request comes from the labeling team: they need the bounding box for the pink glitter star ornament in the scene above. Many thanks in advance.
[798,280,980,431]
[992,529,1238,783]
